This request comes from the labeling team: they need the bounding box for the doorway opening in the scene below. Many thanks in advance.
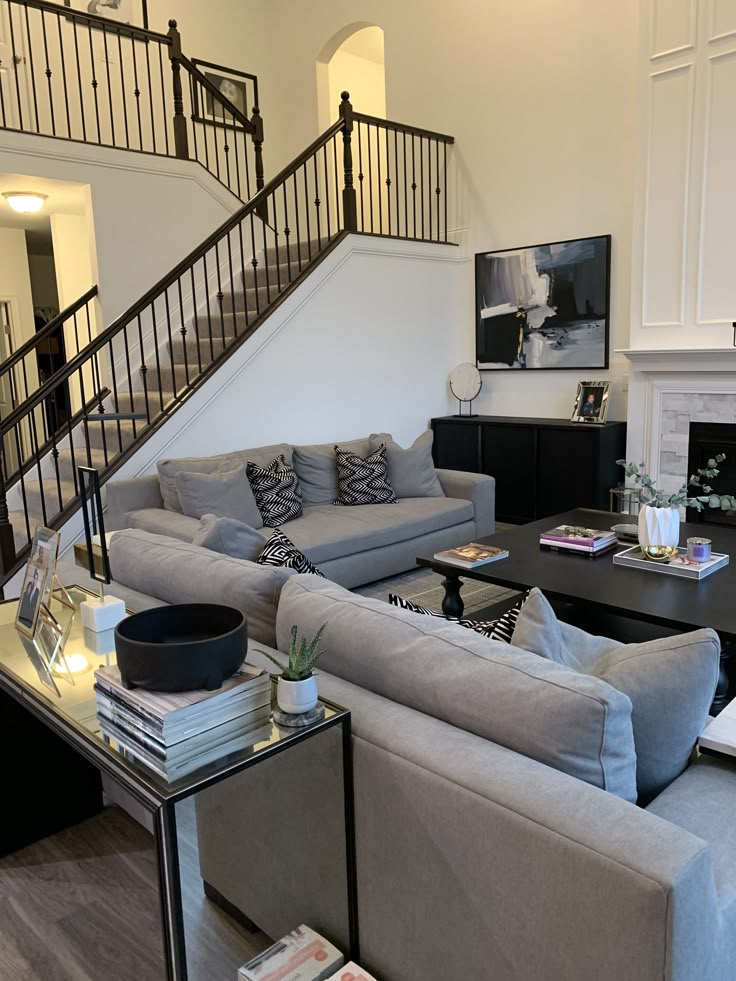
[317,24,386,129]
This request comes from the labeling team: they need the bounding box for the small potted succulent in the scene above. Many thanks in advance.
[618,455,736,554]
[260,624,327,715]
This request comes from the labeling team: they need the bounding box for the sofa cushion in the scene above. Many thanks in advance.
[109,529,295,646]
[247,454,303,527]
[283,498,474,565]
[511,588,721,802]
[126,507,200,542]
[370,431,445,498]
[257,528,324,577]
[157,443,293,513]
[292,436,383,507]
[334,443,397,507]
[192,514,268,561]
[276,575,638,801]
[175,465,263,528]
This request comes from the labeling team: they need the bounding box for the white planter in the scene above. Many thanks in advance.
[638,505,680,549]
[277,675,318,715]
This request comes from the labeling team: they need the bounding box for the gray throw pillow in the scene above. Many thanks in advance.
[369,431,444,498]
[192,514,268,561]
[175,465,263,528]
[292,436,382,506]
[511,588,721,803]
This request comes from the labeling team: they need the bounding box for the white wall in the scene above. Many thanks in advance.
[0,227,35,348]
[170,0,639,422]
[629,0,736,352]
[0,131,240,328]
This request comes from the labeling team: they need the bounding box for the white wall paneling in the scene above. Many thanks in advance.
[710,0,736,43]
[650,0,696,59]
[642,63,694,327]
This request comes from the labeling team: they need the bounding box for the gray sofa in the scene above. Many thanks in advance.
[105,435,494,589]
[105,530,736,981]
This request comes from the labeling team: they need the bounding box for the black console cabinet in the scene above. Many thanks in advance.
[431,416,627,524]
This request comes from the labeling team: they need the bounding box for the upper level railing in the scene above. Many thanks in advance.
[0,93,454,584]
[0,0,263,200]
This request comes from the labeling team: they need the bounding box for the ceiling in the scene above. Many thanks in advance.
[0,173,89,237]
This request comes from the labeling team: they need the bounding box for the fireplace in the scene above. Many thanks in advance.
[686,422,736,527]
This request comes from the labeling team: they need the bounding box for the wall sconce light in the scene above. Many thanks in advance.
[2,191,48,214]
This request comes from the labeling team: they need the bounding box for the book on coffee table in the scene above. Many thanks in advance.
[433,543,509,568]
[238,924,343,980]
[539,525,617,553]
[326,964,379,981]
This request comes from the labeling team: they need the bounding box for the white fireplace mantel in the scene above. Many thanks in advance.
[617,348,736,372]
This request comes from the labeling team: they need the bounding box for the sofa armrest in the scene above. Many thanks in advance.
[435,468,495,537]
[196,670,724,981]
[105,475,164,531]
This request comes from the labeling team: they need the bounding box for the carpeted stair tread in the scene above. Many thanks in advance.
[21,478,77,521]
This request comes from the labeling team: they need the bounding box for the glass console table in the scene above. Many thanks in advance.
[0,585,358,980]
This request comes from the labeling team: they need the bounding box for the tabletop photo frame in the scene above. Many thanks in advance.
[571,380,611,424]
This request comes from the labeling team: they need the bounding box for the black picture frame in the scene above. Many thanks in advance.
[191,60,259,127]
[475,234,611,371]
[64,0,149,30]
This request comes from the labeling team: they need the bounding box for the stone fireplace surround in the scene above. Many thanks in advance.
[621,349,736,498]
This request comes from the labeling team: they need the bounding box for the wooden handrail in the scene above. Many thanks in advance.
[353,111,455,144]
[4,0,170,43]
[0,285,98,382]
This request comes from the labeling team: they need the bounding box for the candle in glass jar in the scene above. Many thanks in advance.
[687,537,712,563]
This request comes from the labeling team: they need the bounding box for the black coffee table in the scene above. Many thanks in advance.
[417,507,736,711]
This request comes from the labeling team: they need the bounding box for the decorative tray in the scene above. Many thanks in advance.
[613,545,729,580]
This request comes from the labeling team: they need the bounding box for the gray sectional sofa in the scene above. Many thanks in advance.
[105,434,494,588]
[105,528,736,981]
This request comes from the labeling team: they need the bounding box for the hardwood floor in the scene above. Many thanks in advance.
[0,802,272,980]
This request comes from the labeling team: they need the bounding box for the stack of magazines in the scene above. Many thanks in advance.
[539,524,617,556]
[94,663,272,780]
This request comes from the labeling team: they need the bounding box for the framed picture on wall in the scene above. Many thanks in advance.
[475,234,611,371]
[64,0,149,29]
[191,60,259,125]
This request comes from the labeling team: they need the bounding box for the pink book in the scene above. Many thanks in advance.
[539,525,616,548]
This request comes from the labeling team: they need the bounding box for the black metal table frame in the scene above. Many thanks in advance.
[0,666,360,980]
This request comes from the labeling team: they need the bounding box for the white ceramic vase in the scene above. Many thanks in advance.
[638,505,680,549]
[277,675,318,715]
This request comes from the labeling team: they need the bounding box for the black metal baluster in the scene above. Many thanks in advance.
[367,124,374,233]
[236,220,251,330]
[188,266,204,374]
[292,173,303,272]
[224,232,239,338]
[444,142,448,242]
[242,109,252,200]
[87,24,101,143]
[121,324,138,438]
[282,182,292,283]
[7,5,25,129]
[312,153,322,248]
[302,164,312,260]
[101,29,115,146]
[144,36,156,152]
[28,411,48,526]
[22,4,40,132]
[40,9,55,135]
[419,137,425,240]
[212,242,229,347]
[116,28,130,149]
[107,341,124,454]
[56,12,72,138]
[157,40,169,155]
[332,132,341,232]
[357,120,365,231]
[50,430,63,512]
[201,253,217,361]
[188,74,201,167]
[271,196,282,294]
[66,414,79,495]
[232,118,242,200]
[162,289,178,395]
[199,84,212,176]
[85,301,94,348]
[13,426,32,546]
[71,21,86,142]
[259,216,272,307]
[130,37,143,149]
[435,140,441,242]
[76,364,94,469]
[175,277,190,389]
[395,129,400,237]
[427,136,432,241]
[377,124,383,233]
[322,143,331,242]
[149,298,165,412]
[0,54,8,127]
[385,126,391,235]
[136,313,151,423]
[221,104,232,194]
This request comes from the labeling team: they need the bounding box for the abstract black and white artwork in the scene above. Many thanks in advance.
[475,235,611,371]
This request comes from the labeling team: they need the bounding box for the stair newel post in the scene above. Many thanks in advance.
[251,105,268,223]
[0,451,17,581]
[167,19,189,160]
[340,91,357,232]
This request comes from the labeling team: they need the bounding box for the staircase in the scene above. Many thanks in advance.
[0,94,455,587]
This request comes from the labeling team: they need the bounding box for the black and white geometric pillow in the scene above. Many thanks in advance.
[388,593,525,643]
[256,528,324,576]
[334,442,397,506]
[246,454,303,527]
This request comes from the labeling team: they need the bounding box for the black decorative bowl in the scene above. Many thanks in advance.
[114,604,247,692]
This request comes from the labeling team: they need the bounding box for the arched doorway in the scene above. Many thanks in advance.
[316,24,386,129]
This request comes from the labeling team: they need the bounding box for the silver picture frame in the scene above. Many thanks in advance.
[571,380,610,424]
